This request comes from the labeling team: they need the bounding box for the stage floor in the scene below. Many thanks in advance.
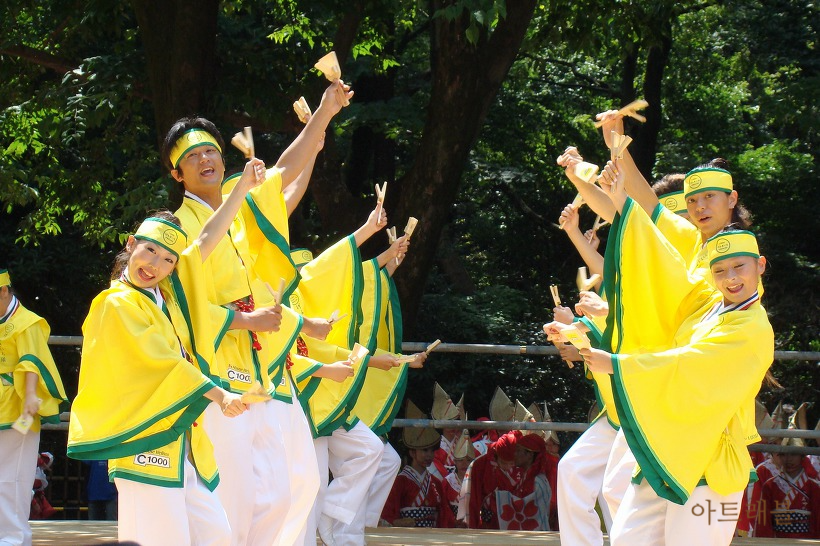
[30,521,820,545]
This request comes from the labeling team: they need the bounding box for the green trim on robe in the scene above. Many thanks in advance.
[350,265,407,433]
[369,365,409,437]
[578,309,620,429]
[358,259,383,353]
[268,307,304,400]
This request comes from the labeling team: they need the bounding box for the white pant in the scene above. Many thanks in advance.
[335,438,400,541]
[557,418,619,546]
[205,399,290,546]
[364,441,401,527]
[271,394,320,546]
[304,421,383,546]
[610,479,743,546]
[601,427,636,522]
[0,429,39,546]
[116,455,230,546]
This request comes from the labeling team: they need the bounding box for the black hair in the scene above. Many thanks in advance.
[160,117,225,173]
[111,210,182,280]
[651,173,685,197]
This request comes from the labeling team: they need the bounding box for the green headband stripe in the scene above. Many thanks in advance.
[134,217,188,258]
[706,229,759,266]
[709,251,760,267]
[170,129,222,169]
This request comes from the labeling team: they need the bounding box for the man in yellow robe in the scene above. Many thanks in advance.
[163,79,353,546]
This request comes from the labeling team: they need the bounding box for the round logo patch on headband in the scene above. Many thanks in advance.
[186,131,205,144]
[162,229,179,246]
[715,238,731,254]
[688,175,702,189]
[664,196,679,211]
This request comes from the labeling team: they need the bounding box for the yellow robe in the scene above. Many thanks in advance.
[578,311,620,429]
[0,301,68,431]
[175,168,302,398]
[605,198,773,504]
[68,246,225,489]
[350,261,408,436]
[290,234,363,350]
[287,295,370,438]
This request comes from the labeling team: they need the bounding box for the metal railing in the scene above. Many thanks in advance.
[50,336,820,361]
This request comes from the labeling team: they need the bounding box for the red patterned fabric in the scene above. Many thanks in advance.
[232,296,261,351]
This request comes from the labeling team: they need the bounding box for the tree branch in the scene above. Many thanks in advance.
[0,45,75,74]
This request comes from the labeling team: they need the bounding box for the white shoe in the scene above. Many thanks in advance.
[318,514,337,546]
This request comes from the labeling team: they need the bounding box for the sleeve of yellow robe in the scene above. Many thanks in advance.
[8,308,68,429]
[351,263,408,435]
[290,337,371,438]
[223,168,301,303]
[292,234,363,350]
[358,259,384,353]
[611,303,774,504]
[601,197,715,355]
[650,203,702,266]
[67,281,217,461]
[577,311,620,429]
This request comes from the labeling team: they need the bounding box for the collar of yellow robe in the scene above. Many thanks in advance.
[0,269,9,287]
[659,190,687,215]
[169,129,222,170]
[134,217,188,259]
[706,230,759,267]
[683,167,733,198]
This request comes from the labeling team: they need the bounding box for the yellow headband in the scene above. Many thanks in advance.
[684,168,733,198]
[659,191,687,215]
[169,129,222,170]
[134,218,188,259]
[0,269,9,287]
[290,249,314,269]
[706,230,759,267]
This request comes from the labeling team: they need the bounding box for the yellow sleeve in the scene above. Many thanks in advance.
[611,305,774,504]
[651,203,701,266]
[68,286,216,461]
[603,197,716,354]
[12,312,68,425]
[293,235,363,349]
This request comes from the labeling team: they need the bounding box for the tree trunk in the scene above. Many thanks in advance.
[631,29,672,178]
[393,0,537,333]
[130,0,219,142]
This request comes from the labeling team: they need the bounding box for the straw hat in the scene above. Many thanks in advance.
[403,400,441,450]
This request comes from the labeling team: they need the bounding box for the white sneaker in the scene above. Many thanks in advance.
[318,514,337,546]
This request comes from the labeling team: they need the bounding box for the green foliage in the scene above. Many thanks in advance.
[0,0,817,437]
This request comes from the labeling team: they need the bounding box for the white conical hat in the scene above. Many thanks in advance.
[771,401,788,429]
[453,429,477,460]
[489,387,515,422]
[514,399,533,422]
[794,402,810,431]
[528,402,559,445]
[755,400,775,431]
[431,382,461,421]
[781,404,809,448]
[403,400,441,450]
